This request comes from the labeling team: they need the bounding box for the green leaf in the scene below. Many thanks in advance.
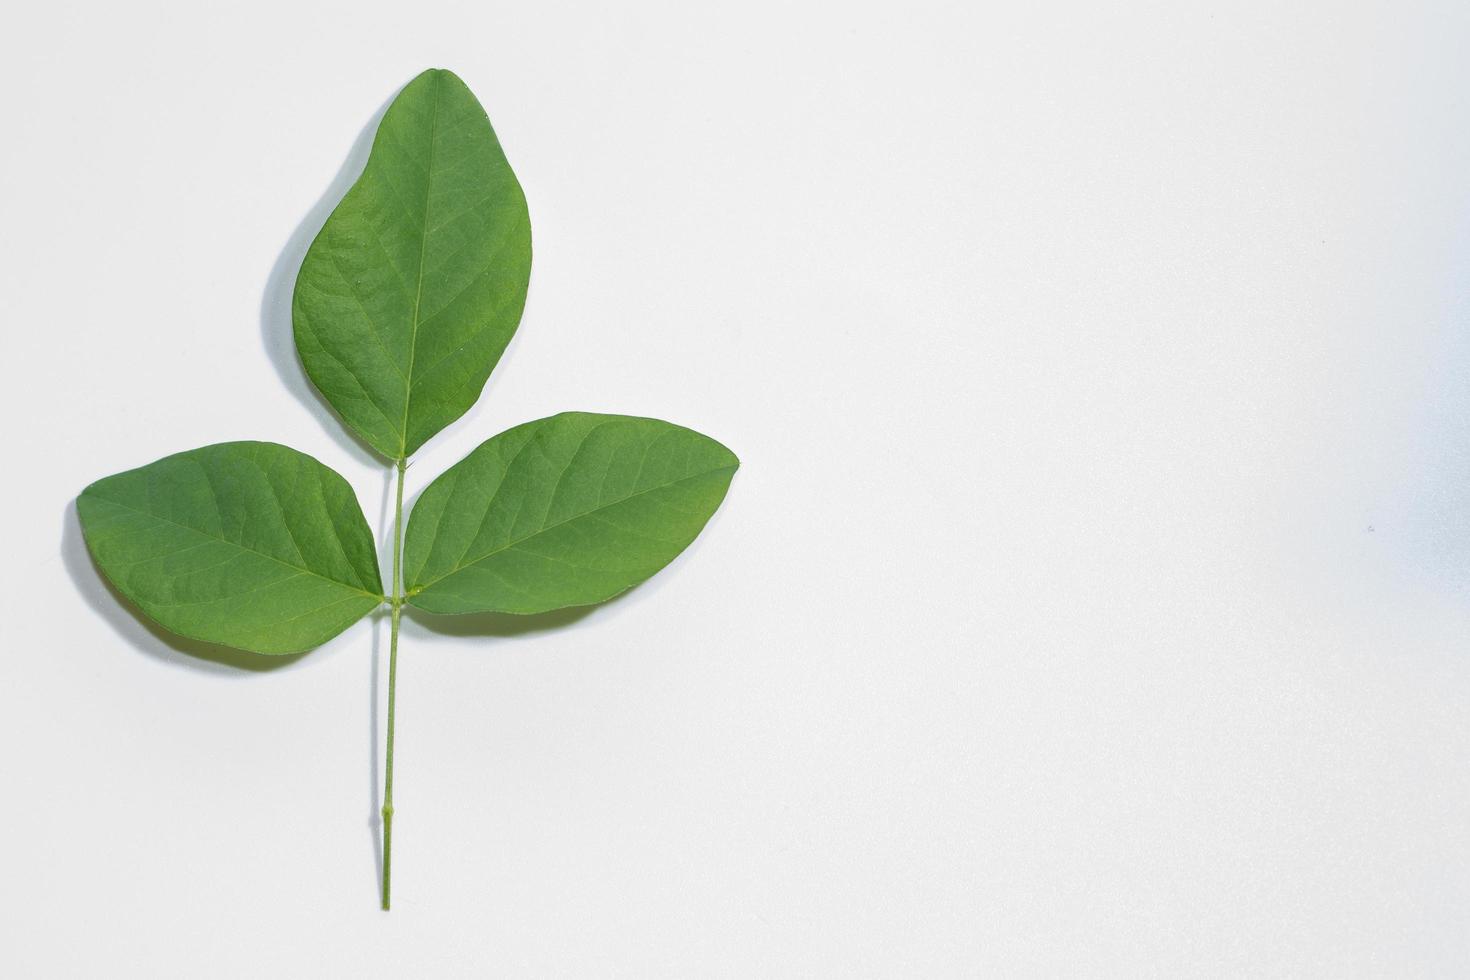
[403,413,738,615]
[293,68,532,460]
[78,442,384,655]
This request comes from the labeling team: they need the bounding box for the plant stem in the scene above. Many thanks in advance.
[382,456,406,910]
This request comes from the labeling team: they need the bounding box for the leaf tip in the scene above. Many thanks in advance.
[415,66,463,87]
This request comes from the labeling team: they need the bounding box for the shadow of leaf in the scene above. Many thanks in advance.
[400,582,659,639]
[402,603,598,638]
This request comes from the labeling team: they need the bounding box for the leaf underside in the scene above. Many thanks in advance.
[78,442,384,655]
[403,413,739,615]
[293,68,532,460]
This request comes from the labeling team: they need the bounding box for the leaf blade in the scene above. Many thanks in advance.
[78,442,384,655]
[293,68,532,459]
[404,413,738,615]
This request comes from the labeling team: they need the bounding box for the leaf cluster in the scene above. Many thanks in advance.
[79,69,738,656]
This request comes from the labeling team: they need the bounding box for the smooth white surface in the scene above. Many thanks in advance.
[3,1,1468,975]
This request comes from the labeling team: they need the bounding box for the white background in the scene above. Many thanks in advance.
[2,1,1468,975]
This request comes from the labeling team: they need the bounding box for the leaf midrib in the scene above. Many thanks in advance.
[83,491,383,600]
[408,463,736,595]
[398,70,444,460]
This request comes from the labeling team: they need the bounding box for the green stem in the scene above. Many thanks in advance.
[382,457,406,911]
